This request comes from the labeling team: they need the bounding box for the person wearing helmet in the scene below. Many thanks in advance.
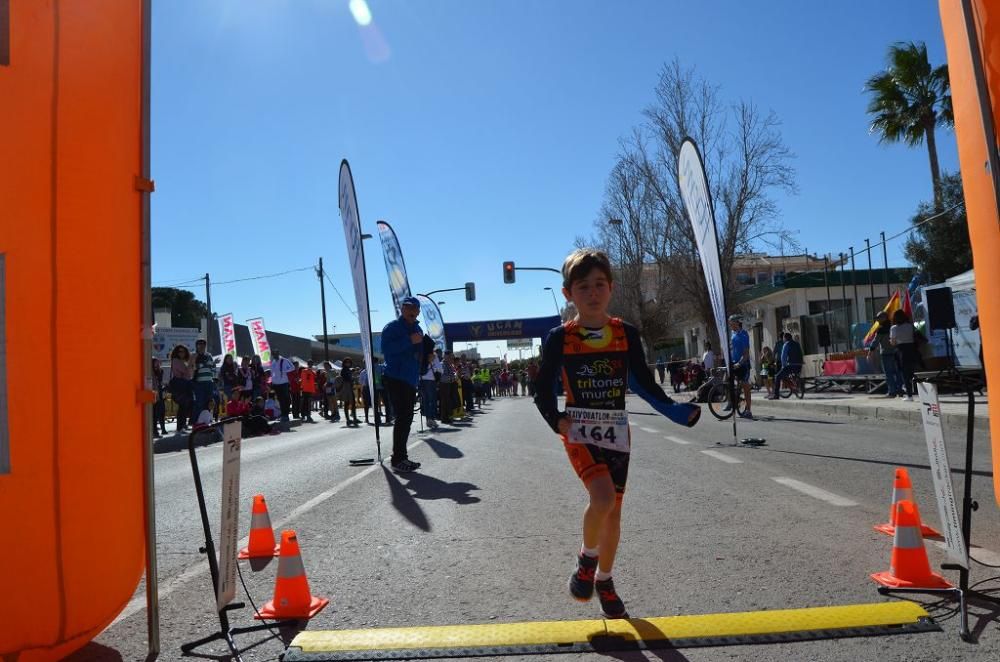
[728,314,753,418]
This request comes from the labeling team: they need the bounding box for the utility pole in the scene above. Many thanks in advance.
[822,255,832,356]
[204,273,213,353]
[839,253,849,349]
[865,239,875,321]
[318,258,330,362]
[880,231,891,300]
[850,247,860,331]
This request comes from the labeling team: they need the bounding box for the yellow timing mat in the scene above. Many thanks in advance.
[284,601,936,660]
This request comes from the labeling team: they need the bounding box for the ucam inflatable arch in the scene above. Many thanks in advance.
[0,1,152,660]
[939,0,1000,507]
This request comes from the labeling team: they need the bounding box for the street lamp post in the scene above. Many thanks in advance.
[543,287,561,317]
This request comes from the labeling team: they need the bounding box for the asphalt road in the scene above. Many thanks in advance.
[73,395,1000,662]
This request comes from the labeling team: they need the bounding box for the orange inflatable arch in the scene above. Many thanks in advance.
[0,1,150,659]
[939,0,1000,507]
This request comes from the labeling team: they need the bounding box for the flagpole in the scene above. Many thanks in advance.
[865,239,876,321]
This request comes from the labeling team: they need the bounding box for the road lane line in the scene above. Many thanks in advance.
[771,477,858,507]
[111,438,424,627]
[700,450,742,464]
[639,426,658,434]
[665,435,692,445]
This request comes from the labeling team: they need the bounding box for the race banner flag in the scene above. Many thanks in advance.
[416,294,446,352]
[678,138,730,366]
[376,220,412,316]
[916,381,968,568]
[861,290,902,346]
[940,0,1000,504]
[247,317,271,364]
[339,160,376,401]
[218,313,237,359]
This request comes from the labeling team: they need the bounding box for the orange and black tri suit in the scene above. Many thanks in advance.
[534,318,699,498]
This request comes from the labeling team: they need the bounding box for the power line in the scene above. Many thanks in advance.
[324,270,357,317]
[211,266,315,286]
[152,276,203,288]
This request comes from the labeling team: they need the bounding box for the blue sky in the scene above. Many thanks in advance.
[151,0,958,357]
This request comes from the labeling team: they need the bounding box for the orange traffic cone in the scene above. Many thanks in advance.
[871,500,953,590]
[255,530,329,620]
[238,494,280,560]
[873,468,941,538]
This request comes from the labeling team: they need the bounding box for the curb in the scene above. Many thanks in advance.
[750,398,990,432]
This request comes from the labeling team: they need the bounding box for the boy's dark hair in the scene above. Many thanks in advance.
[892,309,910,325]
[562,248,613,290]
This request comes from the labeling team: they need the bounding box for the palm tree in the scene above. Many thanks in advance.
[865,41,953,208]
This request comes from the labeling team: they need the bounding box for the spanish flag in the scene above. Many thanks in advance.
[862,291,903,346]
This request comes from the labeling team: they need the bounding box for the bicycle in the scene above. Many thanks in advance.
[776,369,806,399]
[706,368,749,420]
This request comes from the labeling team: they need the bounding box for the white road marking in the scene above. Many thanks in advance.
[771,477,858,507]
[111,438,424,627]
[665,435,692,445]
[932,540,1000,567]
[639,426,659,434]
[700,450,742,464]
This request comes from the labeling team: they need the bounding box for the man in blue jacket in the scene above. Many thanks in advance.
[381,296,425,472]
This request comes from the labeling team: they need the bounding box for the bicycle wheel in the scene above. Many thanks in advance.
[778,379,792,399]
[707,382,735,420]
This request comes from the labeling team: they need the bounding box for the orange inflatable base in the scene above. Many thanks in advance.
[255,596,329,621]
[873,523,942,538]
[871,571,953,591]
[238,544,281,560]
[12,626,106,662]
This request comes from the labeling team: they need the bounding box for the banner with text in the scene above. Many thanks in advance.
[444,316,561,343]
[218,313,237,359]
[377,220,412,316]
[417,294,446,352]
[152,327,200,361]
[247,317,271,364]
[678,139,729,365]
[917,381,968,568]
[217,420,242,609]
[339,160,376,399]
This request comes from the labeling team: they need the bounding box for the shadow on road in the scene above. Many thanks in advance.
[63,642,124,661]
[593,617,692,661]
[968,586,1000,643]
[760,448,994,478]
[399,472,481,505]
[383,466,431,532]
[752,414,846,425]
[175,618,303,662]
[424,437,464,458]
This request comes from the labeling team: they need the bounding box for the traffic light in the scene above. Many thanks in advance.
[464,282,476,301]
[503,261,516,284]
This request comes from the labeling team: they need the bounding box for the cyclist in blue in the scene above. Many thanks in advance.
[769,332,803,399]
[728,314,753,418]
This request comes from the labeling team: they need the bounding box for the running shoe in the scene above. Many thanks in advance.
[595,578,628,619]
[739,411,753,419]
[569,553,598,601]
[391,460,417,473]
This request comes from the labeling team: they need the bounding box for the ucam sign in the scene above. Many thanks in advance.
[218,313,237,359]
[247,317,271,363]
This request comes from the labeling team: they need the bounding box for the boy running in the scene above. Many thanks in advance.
[534,249,701,619]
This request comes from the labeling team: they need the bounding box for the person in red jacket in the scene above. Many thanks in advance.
[299,361,317,423]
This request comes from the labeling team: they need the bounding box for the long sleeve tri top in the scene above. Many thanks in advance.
[533,318,699,433]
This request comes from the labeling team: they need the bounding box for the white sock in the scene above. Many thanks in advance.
[595,569,613,581]
[581,545,599,559]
